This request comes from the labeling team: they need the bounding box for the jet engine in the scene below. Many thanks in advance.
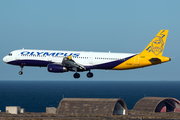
[47,64,68,73]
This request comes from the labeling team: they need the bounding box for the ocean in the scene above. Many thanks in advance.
[0,81,180,112]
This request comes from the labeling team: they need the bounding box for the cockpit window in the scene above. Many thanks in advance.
[8,53,12,56]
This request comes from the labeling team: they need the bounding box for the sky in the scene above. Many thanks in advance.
[0,0,180,81]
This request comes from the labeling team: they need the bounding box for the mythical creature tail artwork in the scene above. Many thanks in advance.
[140,30,169,56]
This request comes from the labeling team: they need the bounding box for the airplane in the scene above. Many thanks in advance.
[3,30,171,78]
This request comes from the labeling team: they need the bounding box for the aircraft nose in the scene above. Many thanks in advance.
[3,56,7,63]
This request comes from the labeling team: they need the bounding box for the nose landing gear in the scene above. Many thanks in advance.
[19,66,23,75]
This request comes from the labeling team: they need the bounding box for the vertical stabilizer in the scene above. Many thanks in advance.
[140,30,169,56]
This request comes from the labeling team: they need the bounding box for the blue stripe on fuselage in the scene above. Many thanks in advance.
[7,60,52,67]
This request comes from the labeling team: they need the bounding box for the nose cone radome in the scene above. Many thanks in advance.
[3,56,7,63]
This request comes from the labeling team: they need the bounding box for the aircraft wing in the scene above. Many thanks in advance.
[61,55,86,71]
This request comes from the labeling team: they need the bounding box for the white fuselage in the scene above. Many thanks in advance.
[3,49,135,69]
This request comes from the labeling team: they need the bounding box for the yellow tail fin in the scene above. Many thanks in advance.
[140,30,169,56]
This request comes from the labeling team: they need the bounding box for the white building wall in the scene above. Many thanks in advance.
[6,106,21,114]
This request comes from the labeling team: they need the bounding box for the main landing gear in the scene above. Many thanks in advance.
[87,71,93,78]
[73,71,93,79]
[74,73,80,78]
[19,66,23,75]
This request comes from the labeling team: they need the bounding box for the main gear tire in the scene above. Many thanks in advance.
[87,72,93,78]
[74,73,80,78]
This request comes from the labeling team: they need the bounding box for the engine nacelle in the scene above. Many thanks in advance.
[47,64,68,73]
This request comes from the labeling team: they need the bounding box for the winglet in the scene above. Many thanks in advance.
[140,30,169,56]
[67,55,72,60]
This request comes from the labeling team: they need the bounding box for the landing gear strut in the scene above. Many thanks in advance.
[87,71,93,78]
[19,66,23,75]
[74,73,80,78]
